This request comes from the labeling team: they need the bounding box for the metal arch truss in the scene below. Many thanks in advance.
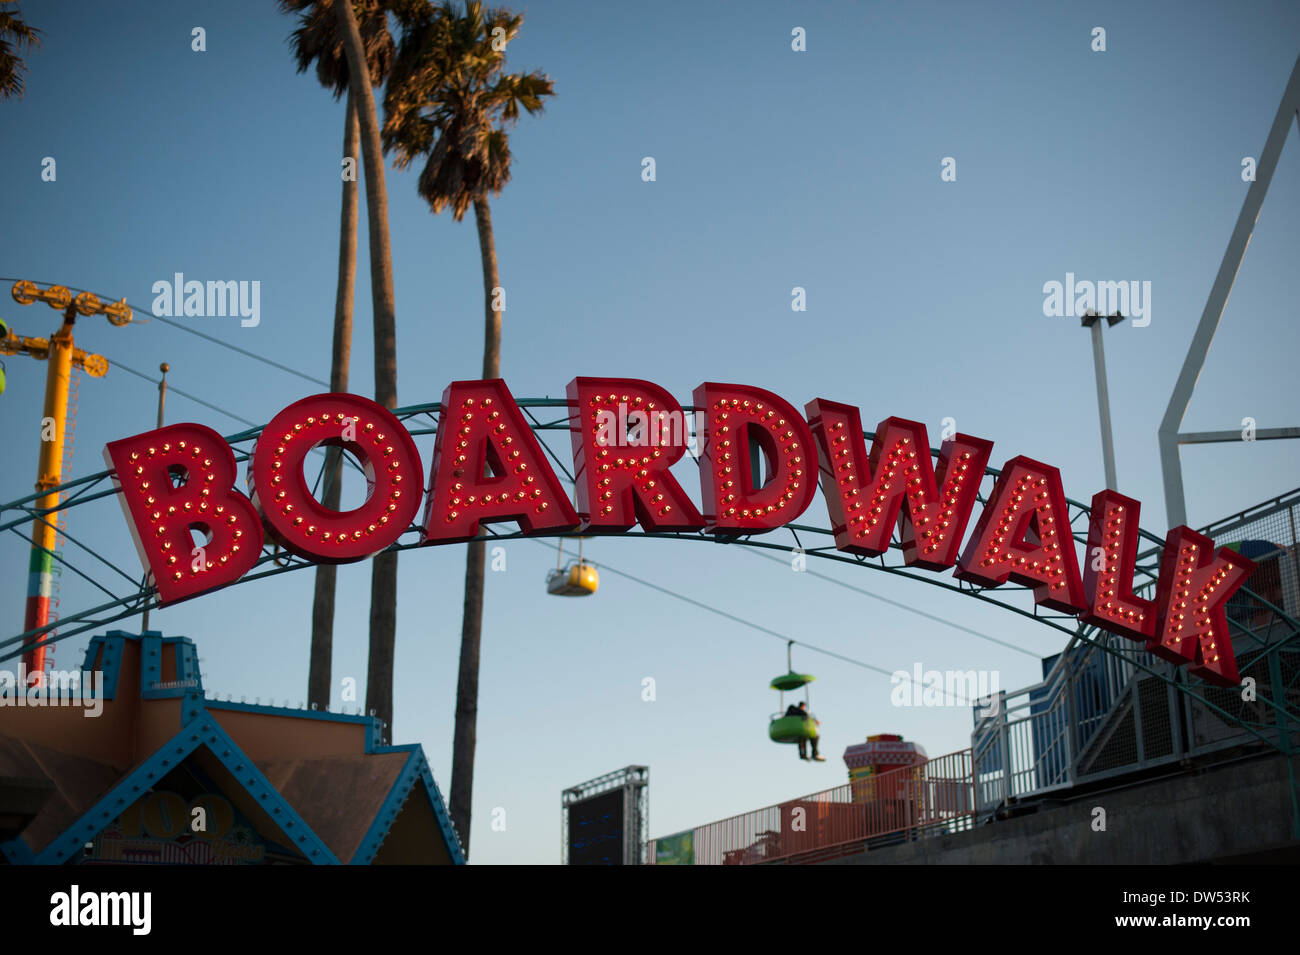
[1159,53,1300,528]
[3,400,1298,783]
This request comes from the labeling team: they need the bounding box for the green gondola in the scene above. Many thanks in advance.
[768,641,819,746]
[770,671,815,692]
[768,714,819,743]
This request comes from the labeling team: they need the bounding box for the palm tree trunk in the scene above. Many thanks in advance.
[307,90,359,712]
[335,0,400,737]
[474,199,501,380]
[448,198,501,857]
[450,540,485,857]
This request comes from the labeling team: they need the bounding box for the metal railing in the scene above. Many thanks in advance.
[648,749,973,865]
[649,492,1300,863]
[970,489,1300,820]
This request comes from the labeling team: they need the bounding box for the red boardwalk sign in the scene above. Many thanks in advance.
[102,377,1256,687]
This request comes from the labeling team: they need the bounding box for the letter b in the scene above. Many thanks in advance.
[104,424,263,604]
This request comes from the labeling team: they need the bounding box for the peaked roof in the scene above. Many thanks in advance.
[1,630,464,865]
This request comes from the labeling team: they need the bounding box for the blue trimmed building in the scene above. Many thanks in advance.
[0,631,464,865]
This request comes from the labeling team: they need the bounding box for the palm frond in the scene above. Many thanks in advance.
[279,0,402,100]
[0,3,42,100]
[383,1,553,214]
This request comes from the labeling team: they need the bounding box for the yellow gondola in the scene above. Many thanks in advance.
[546,538,599,596]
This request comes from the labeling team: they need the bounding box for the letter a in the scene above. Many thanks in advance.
[423,380,579,543]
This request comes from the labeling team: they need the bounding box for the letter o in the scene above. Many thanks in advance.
[249,394,423,562]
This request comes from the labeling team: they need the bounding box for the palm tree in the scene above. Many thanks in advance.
[279,0,397,715]
[0,2,41,100]
[329,0,408,741]
[384,0,553,856]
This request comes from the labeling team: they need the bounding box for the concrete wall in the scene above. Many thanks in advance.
[819,753,1299,864]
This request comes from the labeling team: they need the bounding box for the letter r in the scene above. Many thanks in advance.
[566,377,705,532]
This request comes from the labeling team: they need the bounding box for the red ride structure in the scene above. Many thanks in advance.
[844,735,929,837]
[693,735,971,866]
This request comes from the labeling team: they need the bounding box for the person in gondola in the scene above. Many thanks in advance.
[787,700,825,762]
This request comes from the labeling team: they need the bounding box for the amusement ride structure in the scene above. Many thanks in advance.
[0,336,1295,854]
[5,57,1300,863]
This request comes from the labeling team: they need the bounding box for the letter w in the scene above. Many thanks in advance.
[806,400,992,569]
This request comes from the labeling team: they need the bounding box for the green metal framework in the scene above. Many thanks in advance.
[2,398,1297,830]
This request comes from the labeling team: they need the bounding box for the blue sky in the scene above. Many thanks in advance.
[1,0,1298,864]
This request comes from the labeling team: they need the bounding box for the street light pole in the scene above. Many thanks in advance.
[1082,310,1124,491]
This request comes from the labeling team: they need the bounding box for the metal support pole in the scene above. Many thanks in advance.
[997,689,1011,808]
[7,281,119,668]
[141,363,168,634]
[1267,647,1299,839]
[21,309,76,680]
[1180,427,1300,444]
[1159,55,1300,529]
[1130,669,1145,765]
[1089,320,1118,491]
[1287,504,1300,615]
[1289,756,1300,842]
[155,362,168,430]
[1167,669,1186,760]
[1063,655,1078,785]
